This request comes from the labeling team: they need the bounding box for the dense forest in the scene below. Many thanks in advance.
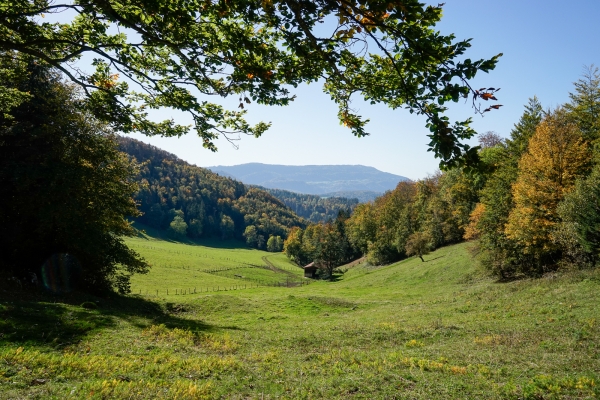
[119,138,306,249]
[285,67,600,280]
[256,187,359,223]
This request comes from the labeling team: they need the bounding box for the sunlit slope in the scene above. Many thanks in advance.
[328,242,480,299]
[125,227,305,293]
[126,239,599,398]
[2,239,600,398]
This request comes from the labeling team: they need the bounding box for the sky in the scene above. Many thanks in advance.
[127,0,600,181]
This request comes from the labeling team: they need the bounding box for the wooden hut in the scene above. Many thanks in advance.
[303,262,317,278]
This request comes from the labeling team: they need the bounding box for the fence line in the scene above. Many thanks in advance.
[132,279,311,297]
[128,243,312,294]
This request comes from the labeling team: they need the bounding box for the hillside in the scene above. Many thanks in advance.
[321,190,380,202]
[257,186,359,223]
[2,240,599,399]
[118,137,306,246]
[208,163,410,195]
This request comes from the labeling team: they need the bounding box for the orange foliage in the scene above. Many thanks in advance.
[505,109,590,253]
[464,203,485,241]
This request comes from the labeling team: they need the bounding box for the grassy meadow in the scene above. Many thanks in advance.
[1,236,599,399]
[126,228,306,294]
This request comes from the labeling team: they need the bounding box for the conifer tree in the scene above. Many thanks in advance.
[474,98,544,277]
[565,65,600,144]
[506,96,545,159]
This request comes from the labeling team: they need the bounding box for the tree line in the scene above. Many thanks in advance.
[285,66,600,280]
[256,187,360,223]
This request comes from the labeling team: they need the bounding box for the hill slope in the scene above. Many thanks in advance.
[118,137,306,244]
[256,186,359,223]
[2,241,599,399]
[208,163,410,195]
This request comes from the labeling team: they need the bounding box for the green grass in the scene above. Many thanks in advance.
[1,238,599,399]
[126,227,306,294]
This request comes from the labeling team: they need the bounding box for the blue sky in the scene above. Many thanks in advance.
[129,0,600,180]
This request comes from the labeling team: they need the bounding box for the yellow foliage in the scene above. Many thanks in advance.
[464,202,485,240]
[505,109,590,252]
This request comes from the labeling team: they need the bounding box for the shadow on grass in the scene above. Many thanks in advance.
[0,290,218,349]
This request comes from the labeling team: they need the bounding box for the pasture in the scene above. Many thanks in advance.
[1,236,599,399]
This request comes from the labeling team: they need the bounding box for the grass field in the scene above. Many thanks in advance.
[1,236,599,399]
[126,226,306,294]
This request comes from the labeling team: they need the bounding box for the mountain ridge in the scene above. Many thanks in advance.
[208,163,410,195]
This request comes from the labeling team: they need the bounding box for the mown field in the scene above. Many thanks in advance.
[1,236,599,399]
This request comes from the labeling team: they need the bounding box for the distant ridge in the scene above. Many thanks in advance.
[321,190,381,203]
[207,163,410,195]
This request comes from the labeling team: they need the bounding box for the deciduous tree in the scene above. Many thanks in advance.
[267,235,283,252]
[0,0,501,167]
[405,231,432,262]
[505,109,590,271]
[244,225,259,247]
[0,60,148,293]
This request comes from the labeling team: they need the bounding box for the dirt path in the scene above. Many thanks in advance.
[261,256,303,280]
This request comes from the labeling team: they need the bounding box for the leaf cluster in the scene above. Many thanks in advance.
[0,0,501,167]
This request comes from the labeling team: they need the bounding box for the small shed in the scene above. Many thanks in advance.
[303,262,318,278]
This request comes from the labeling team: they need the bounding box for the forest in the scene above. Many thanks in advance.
[256,187,359,223]
[285,67,600,280]
[119,137,306,248]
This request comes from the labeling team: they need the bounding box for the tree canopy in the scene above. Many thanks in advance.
[1,0,501,167]
[0,61,148,293]
[118,137,307,243]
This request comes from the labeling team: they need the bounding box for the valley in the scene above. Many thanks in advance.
[1,234,598,399]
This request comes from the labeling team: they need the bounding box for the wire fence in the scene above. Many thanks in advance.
[133,279,311,297]
[129,244,311,295]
